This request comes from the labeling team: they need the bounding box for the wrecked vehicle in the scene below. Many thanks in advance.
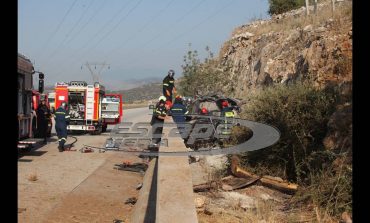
[184,94,243,150]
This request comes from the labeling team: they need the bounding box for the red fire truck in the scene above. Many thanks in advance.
[54,81,122,134]
[17,53,51,151]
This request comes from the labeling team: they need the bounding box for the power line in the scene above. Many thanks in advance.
[97,0,176,60]
[64,0,109,45]
[154,0,234,51]
[83,62,110,83]
[138,0,206,49]
[46,0,109,69]
[54,0,144,77]
[80,0,144,59]
[37,0,78,60]
[50,0,132,76]
[107,0,207,66]
[112,0,234,70]
[44,0,97,63]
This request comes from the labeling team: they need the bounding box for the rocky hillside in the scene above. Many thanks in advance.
[219,0,352,98]
[185,1,352,221]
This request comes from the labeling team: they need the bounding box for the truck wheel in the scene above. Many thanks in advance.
[22,145,32,153]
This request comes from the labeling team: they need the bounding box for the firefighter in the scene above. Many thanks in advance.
[163,69,176,102]
[220,100,235,137]
[55,102,70,152]
[220,100,234,118]
[36,99,51,144]
[170,96,189,139]
[150,96,168,148]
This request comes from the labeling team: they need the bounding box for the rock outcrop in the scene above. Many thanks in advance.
[219,0,352,98]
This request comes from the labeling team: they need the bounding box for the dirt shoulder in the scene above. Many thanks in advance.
[18,131,132,222]
[18,134,112,223]
[42,154,143,223]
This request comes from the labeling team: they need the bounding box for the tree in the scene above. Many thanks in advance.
[179,46,231,97]
[268,0,305,16]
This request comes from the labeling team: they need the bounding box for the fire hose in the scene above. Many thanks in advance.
[63,135,78,151]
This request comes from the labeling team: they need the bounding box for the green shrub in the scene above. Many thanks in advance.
[268,0,305,16]
[179,46,231,97]
[239,82,337,182]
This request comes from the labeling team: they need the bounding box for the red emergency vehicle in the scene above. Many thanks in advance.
[18,53,51,150]
[54,81,122,134]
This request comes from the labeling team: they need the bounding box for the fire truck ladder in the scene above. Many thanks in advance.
[86,85,95,126]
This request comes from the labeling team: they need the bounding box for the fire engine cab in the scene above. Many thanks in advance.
[54,81,122,134]
[18,53,51,151]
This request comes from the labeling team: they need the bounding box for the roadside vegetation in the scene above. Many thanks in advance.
[181,50,352,221]
[268,0,305,15]
[180,0,351,220]
[238,82,351,220]
[178,46,232,97]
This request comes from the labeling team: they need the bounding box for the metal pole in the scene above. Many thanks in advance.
[84,62,110,83]
[305,0,310,15]
[332,0,335,15]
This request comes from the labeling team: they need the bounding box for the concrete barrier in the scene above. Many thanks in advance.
[131,158,157,223]
[131,117,198,223]
[156,118,198,223]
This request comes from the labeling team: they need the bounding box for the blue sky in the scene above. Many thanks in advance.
[18,0,269,90]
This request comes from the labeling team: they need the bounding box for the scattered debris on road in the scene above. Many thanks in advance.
[18,208,27,213]
[114,162,148,174]
[124,197,137,205]
[28,173,38,182]
[136,183,143,190]
[79,147,94,153]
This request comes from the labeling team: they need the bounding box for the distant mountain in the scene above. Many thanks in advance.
[103,77,163,91]
[106,82,162,103]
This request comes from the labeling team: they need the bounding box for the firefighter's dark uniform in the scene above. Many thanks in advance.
[150,102,167,145]
[36,103,50,143]
[54,106,70,151]
[170,100,189,139]
[162,75,175,102]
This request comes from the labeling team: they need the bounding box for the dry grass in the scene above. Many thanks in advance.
[232,0,352,37]
[28,172,38,181]
[220,0,352,63]
[198,199,286,223]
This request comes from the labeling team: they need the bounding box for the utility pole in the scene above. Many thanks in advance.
[331,0,335,15]
[83,62,110,83]
[305,0,310,16]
